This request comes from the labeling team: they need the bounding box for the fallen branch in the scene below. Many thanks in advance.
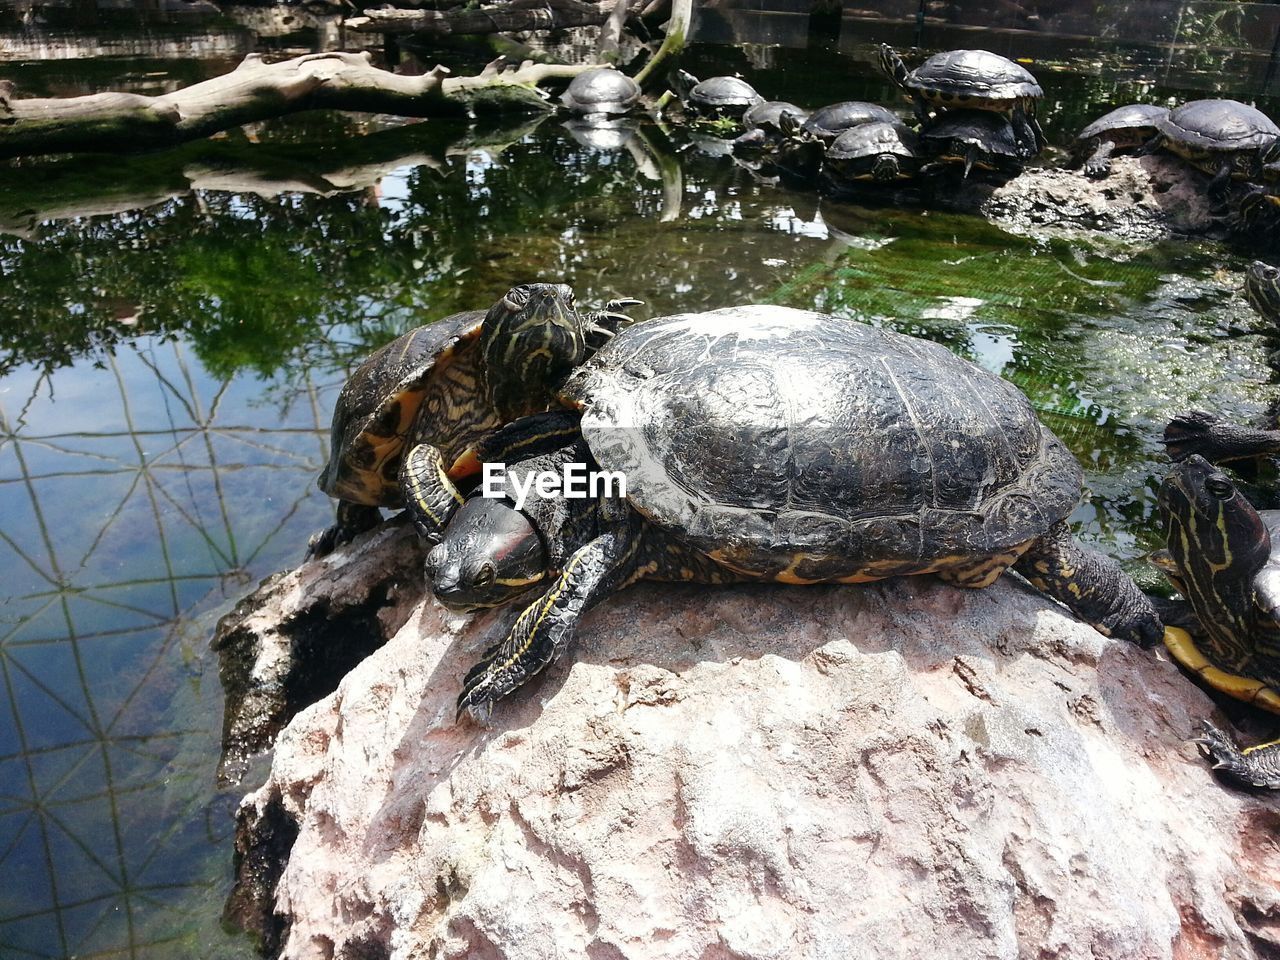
[633,0,691,87]
[346,0,614,35]
[0,51,595,159]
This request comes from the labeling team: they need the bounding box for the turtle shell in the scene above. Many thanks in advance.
[921,110,1022,159]
[318,311,485,506]
[827,121,918,162]
[562,305,1080,579]
[689,76,761,111]
[907,49,1042,107]
[1077,103,1168,143]
[803,101,898,141]
[560,68,641,117]
[743,100,806,133]
[1157,99,1280,154]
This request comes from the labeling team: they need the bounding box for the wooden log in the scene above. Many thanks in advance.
[0,52,596,160]
[345,0,613,35]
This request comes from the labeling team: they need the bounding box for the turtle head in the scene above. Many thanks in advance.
[872,154,902,182]
[877,44,908,87]
[426,497,547,611]
[1246,260,1280,324]
[480,282,586,422]
[1158,455,1271,632]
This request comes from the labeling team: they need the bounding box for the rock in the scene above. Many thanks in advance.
[974,155,1218,243]
[231,544,1280,960]
[212,518,426,785]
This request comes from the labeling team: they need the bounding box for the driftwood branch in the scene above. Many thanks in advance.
[346,0,615,35]
[0,52,597,159]
[633,0,691,87]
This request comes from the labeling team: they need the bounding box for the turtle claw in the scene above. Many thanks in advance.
[1083,157,1111,179]
[1190,721,1280,789]
[305,527,338,560]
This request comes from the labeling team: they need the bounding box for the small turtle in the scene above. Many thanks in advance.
[879,44,1044,153]
[426,305,1161,718]
[1155,100,1280,193]
[672,70,762,123]
[732,101,807,157]
[308,284,638,557]
[559,67,642,118]
[1071,103,1169,178]
[774,101,899,179]
[1157,455,1280,789]
[1247,260,1280,323]
[824,120,922,184]
[919,110,1026,182]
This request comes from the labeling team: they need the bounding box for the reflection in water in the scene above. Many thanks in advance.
[1,33,1280,958]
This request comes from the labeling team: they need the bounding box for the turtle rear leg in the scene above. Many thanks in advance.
[1082,139,1117,178]
[1193,720,1280,789]
[1163,410,1280,465]
[456,524,641,722]
[306,501,382,560]
[1014,519,1163,647]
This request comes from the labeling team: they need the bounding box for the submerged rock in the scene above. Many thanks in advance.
[230,528,1280,959]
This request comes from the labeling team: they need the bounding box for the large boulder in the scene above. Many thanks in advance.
[232,567,1280,959]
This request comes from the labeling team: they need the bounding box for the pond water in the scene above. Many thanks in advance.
[2,12,1280,958]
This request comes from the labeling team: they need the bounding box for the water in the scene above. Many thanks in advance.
[2,9,1279,957]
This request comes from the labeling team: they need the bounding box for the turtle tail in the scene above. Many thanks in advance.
[878,44,908,88]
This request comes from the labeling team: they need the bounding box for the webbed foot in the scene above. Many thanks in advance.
[305,502,382,560]
[1192,720,1280,789]
[1083,156,1112,178]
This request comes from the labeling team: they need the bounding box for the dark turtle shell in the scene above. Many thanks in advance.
[921,110,1022,160]
[688,76,762,112]
[561,305,1079,577]
[803,101,898,141]
[1158,100,1280,159]
[825,121,920,181]
[907,49,1042,107]
[743,100,807,133]
[318,312,485,506]
[1077,103,1168,143]
[560,68,641,117]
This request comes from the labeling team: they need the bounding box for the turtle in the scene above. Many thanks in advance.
[878,44,1045,154]
[307,284,639,558]
[559,67,642,118]
[1071,103,1170,178]
[731,101,807,158]
[672,70,762,124]
[1246,259,1280,324]
[774,101,900,180]
[918,110,1026,182]
[1156,454,1280,788]
[823,120,922,184]
[1154,100,1280,195]
[424,304,1162,719]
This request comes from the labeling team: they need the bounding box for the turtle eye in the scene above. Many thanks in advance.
[1205,475,1234,499]
[473,563,496,588]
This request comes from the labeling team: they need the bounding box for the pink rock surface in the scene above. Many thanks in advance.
[240,572,1280,959]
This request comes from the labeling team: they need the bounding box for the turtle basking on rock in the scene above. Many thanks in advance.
[878,44,1045,155]
[1154,100,1280,196]
[823,120,922,185]
[671,70,761,126]
[774,101,900,179]
[919,110,1027,183]
[731,101,807,158]
[1157,455,1280,788]
[425,305,1161,719]
[1071,103,1169,178]
[308,284,639,557]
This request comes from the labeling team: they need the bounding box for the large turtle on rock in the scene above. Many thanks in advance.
[1157,455,1280,788]
[1071,103,1169,178]
[1155,100,1280,195]
[425,305,1162,719]
[308,284,638,557]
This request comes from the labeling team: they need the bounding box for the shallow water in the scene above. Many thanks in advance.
[2,11,1280,957]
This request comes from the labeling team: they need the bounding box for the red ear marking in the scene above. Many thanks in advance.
[449,449,483,480]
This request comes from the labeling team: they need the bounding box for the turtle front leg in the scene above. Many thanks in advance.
[306,501,382,560]
[1014,519,1163,647]
[1163,410,1280,465]
[584,298,644,353]
[1010,102,1040,159]
[1082,139,1117,178]
[456,526,640,721]
[1193,720,1280,789]
[400,443,465,542]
